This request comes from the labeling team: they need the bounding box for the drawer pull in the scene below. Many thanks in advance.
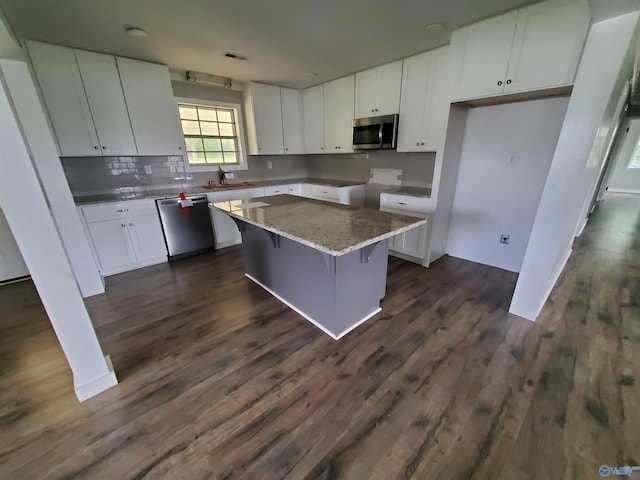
[116,209,123,212]
[398,202,407,205]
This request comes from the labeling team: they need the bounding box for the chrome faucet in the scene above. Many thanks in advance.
[218,165,227,185]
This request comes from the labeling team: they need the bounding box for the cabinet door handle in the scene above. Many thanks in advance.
[416,142,420,146]
[497,80,503,86]
[94,146,99,150]
[128,223,133,226]
[420,142,425,146]
[178,146,182,150]
[102,146,107,149]
[506,79,512,85]
[121,223,126,227]
[285,148,288,151]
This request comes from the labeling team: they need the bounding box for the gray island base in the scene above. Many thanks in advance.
[210,195,426,339]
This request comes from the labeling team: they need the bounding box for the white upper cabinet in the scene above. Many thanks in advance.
[243,82,284,155]
[504,0,591,94]
[74,50,137,155]
[397,46,451,152]
[354,60,403,118]
[451,11,517,101]
[27,41,101,156]
[29,41,183,157]
[280,88,305,154]
[451,0,590,101]
[244,82,304,155]
[303,85,325,154]
[323,75,355,153]
[117,57,184,156]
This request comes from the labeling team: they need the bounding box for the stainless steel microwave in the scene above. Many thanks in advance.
[352,114,399,150]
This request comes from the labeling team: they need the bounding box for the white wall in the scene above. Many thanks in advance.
[0,206,28,281]
[607,118,640,193]
[510,11,640,321]
[446,98,569,273]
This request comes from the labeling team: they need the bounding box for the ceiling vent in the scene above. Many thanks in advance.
[224,52,247,61]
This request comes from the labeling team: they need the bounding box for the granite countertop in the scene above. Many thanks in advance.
[210,194,427,256]
[74,178,366,205]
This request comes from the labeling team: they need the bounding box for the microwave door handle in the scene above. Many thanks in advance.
[378,121,384,148]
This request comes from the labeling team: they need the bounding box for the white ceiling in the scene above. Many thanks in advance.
[0,0,638,89]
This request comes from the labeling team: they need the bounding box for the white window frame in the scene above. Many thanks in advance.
[174,97,248,172]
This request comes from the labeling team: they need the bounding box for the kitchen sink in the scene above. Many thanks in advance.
[201,182,255,191]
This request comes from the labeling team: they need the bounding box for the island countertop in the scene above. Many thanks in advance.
[210,194,427,256]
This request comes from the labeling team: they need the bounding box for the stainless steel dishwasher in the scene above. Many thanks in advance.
[156,195,215,260]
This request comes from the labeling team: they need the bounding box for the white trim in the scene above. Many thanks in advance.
[99,256,167,277]
[174,96,248,172]
[607,188,640,194]
[74,355,118,402]
[575,216,588,238]
[245,273,381,340]
[513,247,572,322]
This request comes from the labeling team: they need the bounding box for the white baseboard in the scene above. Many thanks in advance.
[101,256,167,277]
[245,273,380,340]
[607,188,640,194]
[74,355,118,402]
[537,247,572,320]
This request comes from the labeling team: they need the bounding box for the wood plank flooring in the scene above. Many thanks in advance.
[0,193,639,479]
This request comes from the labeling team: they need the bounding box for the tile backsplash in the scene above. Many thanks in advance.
[61,154,308,198]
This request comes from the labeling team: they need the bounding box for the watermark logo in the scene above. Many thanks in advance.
[599,465,640,477]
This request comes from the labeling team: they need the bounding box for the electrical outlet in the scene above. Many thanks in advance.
[500,234,510,245]
[169,164,177,173]
[144,165,152,174]
[267,161,273,169]
[226,172,235,180]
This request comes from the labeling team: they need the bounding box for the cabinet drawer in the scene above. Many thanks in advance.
[82,199,158,222]
[264,184,301,196]
[380,193,429,214]
[206,187,265,203]
[309,184,340,201]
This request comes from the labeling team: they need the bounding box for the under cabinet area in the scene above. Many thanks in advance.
[80,200,167,276]
[354,60,402,119]
[27,40,184,157]
[450,0,590,101]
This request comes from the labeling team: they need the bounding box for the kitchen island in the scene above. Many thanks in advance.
[210,195,427,339]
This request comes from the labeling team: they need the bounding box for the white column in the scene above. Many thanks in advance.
[510,12,640,320]
[0,59,105,297]
[0,70,117,401]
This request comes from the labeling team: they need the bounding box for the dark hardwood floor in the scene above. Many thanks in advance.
[1,193,638,479]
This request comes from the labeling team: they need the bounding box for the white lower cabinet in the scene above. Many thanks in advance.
[264,184,302,196]
[81,200,167,276]
[301,183,365,206]
[380,193,430,265]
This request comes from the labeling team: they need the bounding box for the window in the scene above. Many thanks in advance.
[629,139,640,169]
[176,99,247,171]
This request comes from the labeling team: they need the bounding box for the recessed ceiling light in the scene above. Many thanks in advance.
[425,23,445,33]
[126,27,148,38]
[304,72,318,77]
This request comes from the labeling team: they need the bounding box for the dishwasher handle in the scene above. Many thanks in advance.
[158,196,207,205]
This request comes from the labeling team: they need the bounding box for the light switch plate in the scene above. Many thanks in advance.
[144,165,152,174]
[226,172,235,179]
